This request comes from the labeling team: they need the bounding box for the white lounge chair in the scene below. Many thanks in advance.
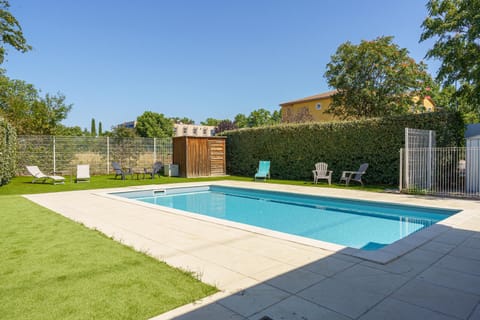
[339,163,369,186]
[76,164,90,183]
[312,162,333,185]
[26,165,65,184]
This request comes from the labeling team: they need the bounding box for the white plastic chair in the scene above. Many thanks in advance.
[312,162,333,185]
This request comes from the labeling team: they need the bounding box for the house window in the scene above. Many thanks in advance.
[203,128,207,135]
[316,103,322,110]
[193,128,198,135]
[183,127,188,135]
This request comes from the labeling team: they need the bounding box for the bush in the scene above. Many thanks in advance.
[223,111,464,185]
[0,118,17,186]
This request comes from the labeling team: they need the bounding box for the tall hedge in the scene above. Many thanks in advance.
[223,111,464,185]
[0,118,17,186]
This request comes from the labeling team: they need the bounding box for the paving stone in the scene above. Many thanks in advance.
[264,267,326,294]
[436,255,480,277]
[217,283,290,318]
[301,255,357,277]
[249,295,350,320]
[418,265,480,296]
[172,302,246,320]
[392,279,480,319]
[298,278,386,319]
[359,297,458,320]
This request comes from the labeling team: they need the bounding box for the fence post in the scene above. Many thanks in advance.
[404,128,409,188]
[427,130,433,189]
[399,148,403,192]
[153,138,156,163]
[53,136,56,173]
[106,136,110,174]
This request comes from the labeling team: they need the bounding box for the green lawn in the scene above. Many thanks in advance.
[0,195,217,319]
[0,174,388,319]
[0,174,387,195]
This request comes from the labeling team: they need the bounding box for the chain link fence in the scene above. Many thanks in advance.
[16,135,172,176]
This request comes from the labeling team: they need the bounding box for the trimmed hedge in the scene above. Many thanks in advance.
[223,111,464,185]
[0,118,17,186]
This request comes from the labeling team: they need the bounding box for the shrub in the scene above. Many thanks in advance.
[223,111,464,185]
[0,118,17,186]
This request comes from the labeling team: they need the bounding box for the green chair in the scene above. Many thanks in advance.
[254,161,271,181]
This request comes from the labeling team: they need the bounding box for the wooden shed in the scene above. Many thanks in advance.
[172,136,226,178]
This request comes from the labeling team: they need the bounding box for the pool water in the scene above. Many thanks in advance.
[113,186,458,250]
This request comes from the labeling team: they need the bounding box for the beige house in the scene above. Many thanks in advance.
[173,124,216,137]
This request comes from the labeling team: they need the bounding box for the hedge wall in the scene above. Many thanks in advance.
[0,118,17,186]
[223,111,464,185]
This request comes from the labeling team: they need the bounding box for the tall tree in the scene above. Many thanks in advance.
[0,1,31,64]
[247,108,275,127]
[0,73,72,135]
[90,118,96,136]
[135,111,173,137]
[324,36,433,119]
[420,0,480,110]
[234,113,248,128]
[98,121,103,135]
[201,118,220,126]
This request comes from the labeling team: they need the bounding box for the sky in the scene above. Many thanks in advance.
[5,0,438,131]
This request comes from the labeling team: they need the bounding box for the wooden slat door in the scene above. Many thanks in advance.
[208,139,225,176]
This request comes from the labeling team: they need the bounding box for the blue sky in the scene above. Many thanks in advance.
[5,0,437,131]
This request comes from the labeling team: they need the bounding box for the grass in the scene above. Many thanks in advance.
[0,174,388,195]
[0,174,389,319]
[0,195,217,319]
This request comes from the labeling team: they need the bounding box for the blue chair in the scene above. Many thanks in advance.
[254,161,271,181]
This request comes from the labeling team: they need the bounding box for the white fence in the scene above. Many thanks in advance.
[400,147,480,198]
[17,135,173,176]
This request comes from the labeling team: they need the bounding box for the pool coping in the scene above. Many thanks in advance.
[97,181,468,264]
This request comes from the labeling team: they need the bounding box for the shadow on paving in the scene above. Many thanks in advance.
[169,225,480,320]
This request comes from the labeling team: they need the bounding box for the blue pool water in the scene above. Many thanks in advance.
[112,186,458,250]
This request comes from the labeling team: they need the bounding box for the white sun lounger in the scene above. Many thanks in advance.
[26,165,65,184]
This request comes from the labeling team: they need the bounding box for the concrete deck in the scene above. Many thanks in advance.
[24,181,480,320]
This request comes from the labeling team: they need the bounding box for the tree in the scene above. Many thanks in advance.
[0,73,72,135]
[324,36,433,119]
[430,83,479,122]
[0,1,31,64]
[247,108,276,127]
[90,118,96,136]
[201,118,220,126]
[135,111,173,137]
[171,116,194,124]
[56,125,84,136]
[420,0,480,112]
[234,113,248,128]
[108,126,137,138]
[98,121,103,135]
[215,119,237,134]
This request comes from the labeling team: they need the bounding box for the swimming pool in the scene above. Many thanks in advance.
[112,185,458,251]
